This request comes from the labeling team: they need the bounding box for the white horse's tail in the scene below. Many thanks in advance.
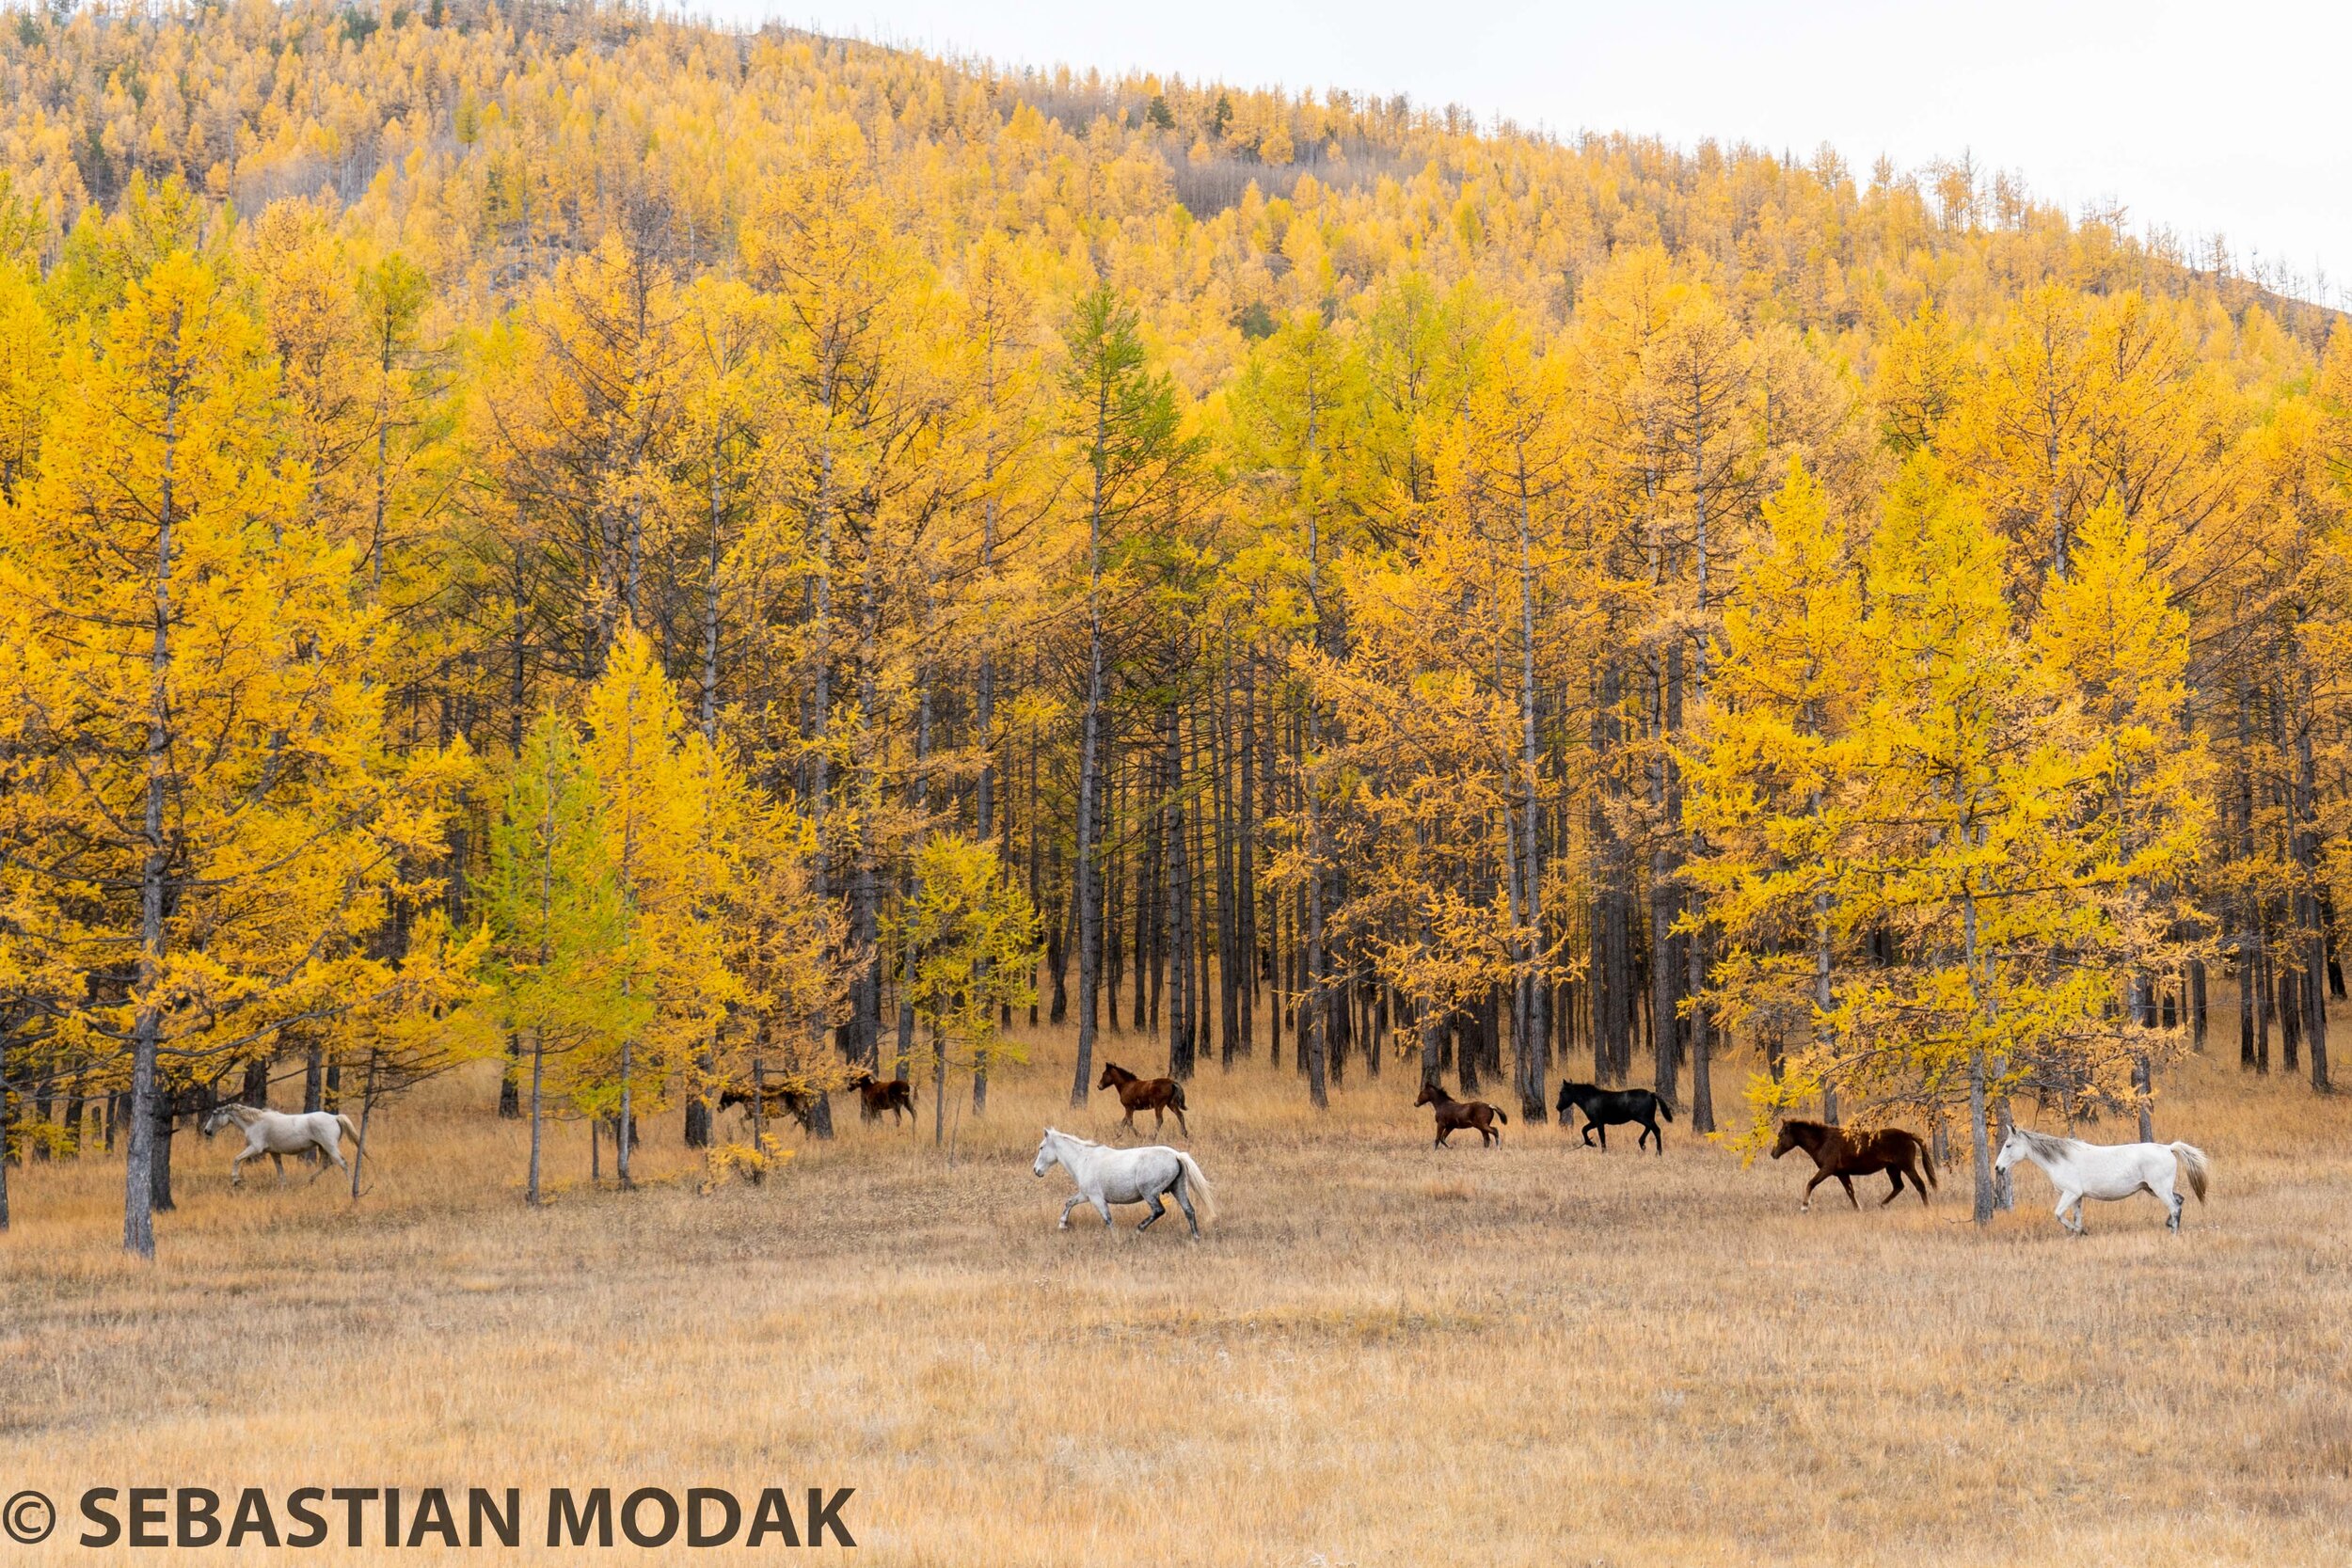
[336,1112,363,1152]
[1174,1151,1216,1225]
[2169,1142,2209,1203]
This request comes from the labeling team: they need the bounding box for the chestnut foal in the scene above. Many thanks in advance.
[1096,1062,1190,1140]
[1414,1083,1508,1148]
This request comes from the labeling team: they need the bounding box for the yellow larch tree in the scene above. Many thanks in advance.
[0,250,461,1256]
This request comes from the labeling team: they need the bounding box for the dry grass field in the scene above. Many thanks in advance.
[4,1019,2351,1566]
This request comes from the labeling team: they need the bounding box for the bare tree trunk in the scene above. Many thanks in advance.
[974,607,998,1114]
[1967,1049,1994,1226]
[125,383,183,1259]
[1164,701,1192,1078]
[1071,435,1111,1105]
[2237,680,2263,1073]
[351,1052,379,1199]
[0,1062,12,1231]
[1237,648,1259,1056]
[1216,653,1241,1068]
[2293,643,2332,1090]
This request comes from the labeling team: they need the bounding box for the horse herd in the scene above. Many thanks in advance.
[1031,1067,2214,1241]
[192,1053,2213,1243]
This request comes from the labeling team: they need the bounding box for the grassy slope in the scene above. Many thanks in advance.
[3,1023,2348,1566]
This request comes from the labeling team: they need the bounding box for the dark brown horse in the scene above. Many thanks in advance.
[1096,1062,1190,1139]
[1414,1082,1507,1148]
[1771,1119,1936,1210]
[850,1069,916,1126]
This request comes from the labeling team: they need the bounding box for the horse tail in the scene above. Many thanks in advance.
[2169,1142,2209,1203]
[1494,1107,1508,1125]
[1917,1135,1938,1188]
[1171,1083,1187,1112]
[1173,1151,1216,1225]
[1655,1095,1675,1123]
[335,1112,362,1151]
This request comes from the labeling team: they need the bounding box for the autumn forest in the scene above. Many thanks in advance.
[1,0,2347,1259]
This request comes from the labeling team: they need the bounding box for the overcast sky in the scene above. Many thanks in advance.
[706,0,2348,304]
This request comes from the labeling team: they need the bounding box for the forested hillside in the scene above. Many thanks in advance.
[2,0,2346,1252]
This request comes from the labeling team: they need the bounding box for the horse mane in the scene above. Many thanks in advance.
[1041,1127,1104,1149]
[1779,1117,1829,1136]
[2011,1125,2075,1157]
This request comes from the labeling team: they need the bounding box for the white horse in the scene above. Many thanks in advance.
[200,1103,362,1187]
[1032,1127,1216,1238]
[1994,1125,2209,1234]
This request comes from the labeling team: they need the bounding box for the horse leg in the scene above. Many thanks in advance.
[1092,1196,1114,1227]
[1801,1170,1829,1211]
[1172,1180,1200,1239]
[271,1151,288,1184]
[1173,1105,1190,1140]
[2151,1174,2181,1232]
[229,1145,255,1187]
[1910,1161,1931,1205]
[1435,1125,1452,1148]
[1596,1124,1608,1152]
[1881,1170,1903,1206]
[313,1137,348,1183]
[1138,1192,1167,1231]
[1152,1105,1166,1136]
[1059,1195,1088,1230]
[2052,1191,2079,1234]
[1836,1173,1859,1211]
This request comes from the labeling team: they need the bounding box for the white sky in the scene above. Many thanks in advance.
[705,0,2350,305]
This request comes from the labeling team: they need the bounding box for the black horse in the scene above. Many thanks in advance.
[1554,1082,1673,1153]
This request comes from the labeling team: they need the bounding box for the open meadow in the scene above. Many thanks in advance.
[4,1021,2350,1567]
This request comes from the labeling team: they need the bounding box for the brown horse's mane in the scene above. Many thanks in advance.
[1782,1118,1916,1142]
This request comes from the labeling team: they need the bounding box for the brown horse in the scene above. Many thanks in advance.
[1414,1082,1507,1148]
[850,1069,915,1126]
[1096,1062,1190,1139]
[1771,1119,1936,1210]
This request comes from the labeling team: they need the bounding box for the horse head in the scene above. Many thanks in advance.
[1095,1064,1128,1090]
[1769,1120,1813,1161]
[1993,1126,2030,1175]
[1555,1081,1590,1116]
[1413,1082,1445,1109]
[199,1104,240,1138]
[1033,1130,1063,1179]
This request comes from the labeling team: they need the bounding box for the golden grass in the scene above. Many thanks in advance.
[5,1019,2351,1566]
